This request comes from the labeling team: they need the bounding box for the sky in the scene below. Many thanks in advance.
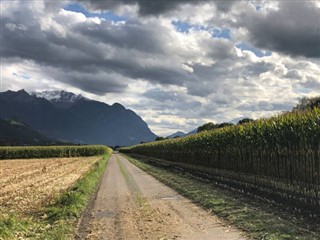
[1,0,320,136]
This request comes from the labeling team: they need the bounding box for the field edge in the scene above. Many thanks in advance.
[0,153,111,240]
[123,154,320,240]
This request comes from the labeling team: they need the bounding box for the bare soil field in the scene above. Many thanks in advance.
[0,156,101,214]
[77,154,246,240]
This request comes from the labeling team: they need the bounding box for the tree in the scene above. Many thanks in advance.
[310,97,320,109]
[238,118,254,125]
[155,137,167,141]
[197,122,216,133]
[293,96,320,111]
[197,122,233,133]
[217,122,233,128]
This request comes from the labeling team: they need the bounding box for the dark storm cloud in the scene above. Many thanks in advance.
[3,0,319,136]
[75,20,166,54]
[2,14,103,69]
[137,0,235,15]
[1,10,191,93]
[214,1,236,12]
[43,67,127,95]
[77,0,193,16]
[1,15,128,94]
[243,1,320,58]
[78,0,235,16]
[136,0,190,16]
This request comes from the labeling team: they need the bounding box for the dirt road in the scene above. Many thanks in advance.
[76,154,246,240]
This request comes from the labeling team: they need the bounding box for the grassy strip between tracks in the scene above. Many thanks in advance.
[0,153,111,240]
[116,155,154,216]
[124,154,320,240]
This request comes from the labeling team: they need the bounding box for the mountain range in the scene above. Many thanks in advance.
[0,89,157,146]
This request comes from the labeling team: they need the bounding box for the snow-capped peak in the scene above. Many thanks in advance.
[33,90,86,103]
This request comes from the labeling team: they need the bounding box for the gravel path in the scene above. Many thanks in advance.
[76,154,246,240]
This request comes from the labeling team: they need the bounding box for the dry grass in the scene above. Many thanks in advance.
[0,156,101,215]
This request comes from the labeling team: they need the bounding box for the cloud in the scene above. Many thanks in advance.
[142,88,202,109]
[301,76,320,89]
[242,1,320,58]
[75,19,166,54]
[1,0,320,136]
[78,0,236,16]
[1,7,198,92]
[47,70,128,95]
[285,69,302,79]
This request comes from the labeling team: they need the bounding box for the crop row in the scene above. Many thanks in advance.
[0,145,112,159]
[121,109,320,209]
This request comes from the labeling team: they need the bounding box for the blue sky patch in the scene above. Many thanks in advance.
[212,28,231,39]
[64,3,127,22]
[255,5,262,11]
[172,21,212,33]
[250,1,262,11]
[237,42,272,57]
[172,21,231,40]
[171,20,208,33]
[294,86,311,94]
[12,72,31,79]
[172,21,192,33]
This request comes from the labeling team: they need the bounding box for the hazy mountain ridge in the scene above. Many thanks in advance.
[0,89,157,146]
[166,129,197,138]
[186,129,197,136]
[166,131,186,138]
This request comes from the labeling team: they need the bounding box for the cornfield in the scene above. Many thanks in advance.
[121,109,320,210]
[0,145,112,159]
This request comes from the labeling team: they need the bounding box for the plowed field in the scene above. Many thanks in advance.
[0,156,101,214]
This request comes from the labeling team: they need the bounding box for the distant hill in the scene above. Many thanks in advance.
[229,117,244,125]
[0,89,157,146]
[167,131,186,138]
[166,129,197,138]
[0,118,56,146]
[186,129,197,136]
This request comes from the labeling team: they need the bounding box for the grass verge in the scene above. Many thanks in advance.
[0,154,110,240]
[123,154,320,240]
